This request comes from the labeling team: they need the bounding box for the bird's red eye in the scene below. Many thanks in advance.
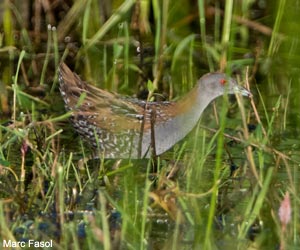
[220,79,227,85]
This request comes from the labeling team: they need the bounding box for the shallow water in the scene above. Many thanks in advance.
[1,1,300,249]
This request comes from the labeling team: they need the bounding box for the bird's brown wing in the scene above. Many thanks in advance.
[59,63,146,133]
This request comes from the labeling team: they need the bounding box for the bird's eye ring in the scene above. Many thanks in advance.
[220,79,227,85]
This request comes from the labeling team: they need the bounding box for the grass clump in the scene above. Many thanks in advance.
[0,0,300,249]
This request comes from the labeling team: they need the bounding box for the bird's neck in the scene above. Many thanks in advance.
[148,82,216,155]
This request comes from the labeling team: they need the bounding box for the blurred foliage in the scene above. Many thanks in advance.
[0,0,300,249]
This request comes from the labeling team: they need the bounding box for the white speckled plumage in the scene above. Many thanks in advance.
[58,63,251,158]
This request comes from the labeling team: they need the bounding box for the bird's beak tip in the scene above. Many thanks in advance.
[234,85,252,98]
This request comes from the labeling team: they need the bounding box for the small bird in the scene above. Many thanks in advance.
[58,63,251,159]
